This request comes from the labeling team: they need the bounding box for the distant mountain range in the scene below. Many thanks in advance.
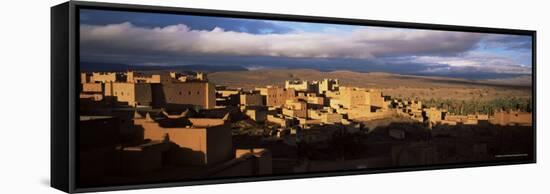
[80,61,531,81]
[80,62,248,72]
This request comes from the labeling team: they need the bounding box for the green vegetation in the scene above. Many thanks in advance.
[423,97,532,115]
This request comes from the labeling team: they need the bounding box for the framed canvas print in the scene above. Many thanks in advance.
[51,1,536,193]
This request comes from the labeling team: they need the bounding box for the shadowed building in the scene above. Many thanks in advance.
[267,114,298,127]
[104,82,153,107]
[80,116,121,149]
[241,106,267,123]
[136,114,233,166]
[230,149,272,175]
[240,92,263,106]
[119,141,170,175]
[282,99,308,118]
[216,89,241,107]
[391,143,438,166]
[79,116,122,184]
[159,81,216,109]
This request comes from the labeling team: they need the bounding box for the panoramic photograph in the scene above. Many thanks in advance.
[78,8,533,187]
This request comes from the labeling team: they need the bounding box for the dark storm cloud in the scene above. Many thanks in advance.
[79,9,533,79]
[80,22,486,60]
[351,28,483,57]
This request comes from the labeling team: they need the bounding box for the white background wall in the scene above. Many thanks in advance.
[0,0,547,193]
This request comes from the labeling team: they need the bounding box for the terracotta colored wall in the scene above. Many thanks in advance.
[92,72,118,83]
[339,87,370,109]
[348,107,393,120]
[264,87,296,107]
[285,80,310,91]
[369,90,385,108]
[139,119,233,165]
[245,109,267,122]
[162,82,216,109]
[321,113,342,124]
[134,83,152,106]
[491,111,532,126]
[81,73,92,84]
[307,96,325,105]
[318,79,339,94]
[426,108,442,122]
[240,93,263,106]
[104,82,152,106]
[164,128,207,165]
[189,118,225,127]
[139,120,167,141]
[105,82,134,105]
[81,83,103,93]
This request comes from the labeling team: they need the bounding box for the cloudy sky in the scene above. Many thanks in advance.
[79,9,533,79]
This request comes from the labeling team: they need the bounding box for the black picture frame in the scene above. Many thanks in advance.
[51,1,536,193]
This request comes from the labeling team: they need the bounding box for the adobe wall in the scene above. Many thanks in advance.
[105,82,152,106]
[81,83,103,93]
[240,93,263,106]
[138,118,233,165]
[165,128,207,165]
[321,113,343,124]
[338,87,370,109]
[161,82,216,109]
[491,111,533,126]
[263,87,296,107]
[285,80,310,91]
[92,72,121,83]
[189,118,225,127]
[81,73,92,84]
[134,83,153,106]
[368,90,385,108]
[244,109,267,122]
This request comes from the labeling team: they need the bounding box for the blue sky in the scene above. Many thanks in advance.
[79,9,533,79]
